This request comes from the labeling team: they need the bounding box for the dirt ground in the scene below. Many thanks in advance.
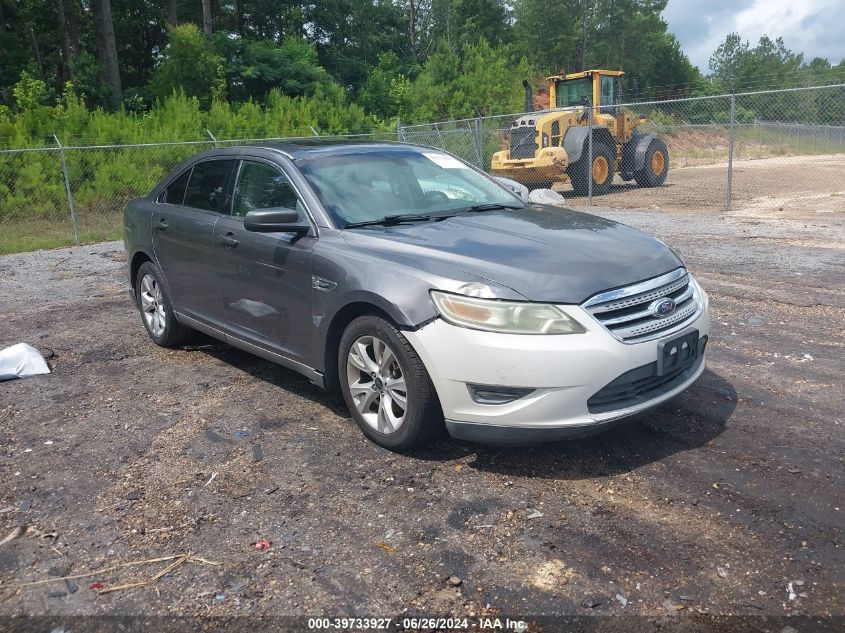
[0,169,843,631]
[559,153,845,214]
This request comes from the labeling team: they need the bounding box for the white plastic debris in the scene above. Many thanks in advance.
[528,188,567,206]
[0,344,51,381]
[787,582,796,601]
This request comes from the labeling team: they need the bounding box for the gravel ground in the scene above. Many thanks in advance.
[0,195,843,631]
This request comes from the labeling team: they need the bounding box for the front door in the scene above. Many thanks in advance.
[152,158,236,323]
[213,159,317,366]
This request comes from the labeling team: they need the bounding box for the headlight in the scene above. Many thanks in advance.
[430,290,586,335]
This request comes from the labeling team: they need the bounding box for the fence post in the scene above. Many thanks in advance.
[206,129,219,147]
[54,134,80,246]
[726,95,735,212]
[396,117,402,142]
[473,113,483,169]
[587,98,594,206]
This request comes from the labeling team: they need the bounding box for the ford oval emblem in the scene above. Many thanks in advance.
[649,297,676,318]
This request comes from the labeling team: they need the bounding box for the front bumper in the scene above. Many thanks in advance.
[403,296,710,445]
[491,148,569,184]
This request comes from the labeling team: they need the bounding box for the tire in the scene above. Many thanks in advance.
[338,315,444,451]
[634,138,669,187]
[568,141,615,196]
[135,261,191,347]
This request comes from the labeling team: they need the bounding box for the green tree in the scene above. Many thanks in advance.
[512,0,582,75]
[358,52,412,119]
[149,23,226,105]
[215,36,333,102]
[408,38,529,121]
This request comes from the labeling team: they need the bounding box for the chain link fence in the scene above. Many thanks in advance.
[400,83,845,214]
[0,132,396,254]
[0,85,843,254]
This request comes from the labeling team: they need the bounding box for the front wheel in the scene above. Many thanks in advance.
[634,138,669,187]
[338,315,443,451]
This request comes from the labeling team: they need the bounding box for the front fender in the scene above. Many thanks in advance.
[563,126,615,165]
[308,233,525,373]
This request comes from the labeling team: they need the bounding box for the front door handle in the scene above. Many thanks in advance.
[155,219,168,231]
[218,233,239,248]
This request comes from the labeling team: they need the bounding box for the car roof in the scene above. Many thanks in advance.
[244,139,428,160]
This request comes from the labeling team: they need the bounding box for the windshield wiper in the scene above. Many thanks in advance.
[452,202,525,215]
[343,213,435,229]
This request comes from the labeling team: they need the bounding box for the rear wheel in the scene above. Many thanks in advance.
[338,315,443,451]
[135,261,191,347]
[634,138,669,187]
[568,141,615,196]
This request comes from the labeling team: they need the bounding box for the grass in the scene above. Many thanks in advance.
[0,214,122,255]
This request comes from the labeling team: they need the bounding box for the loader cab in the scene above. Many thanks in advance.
[548,70,624,113]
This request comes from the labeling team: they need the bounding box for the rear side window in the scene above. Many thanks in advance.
[232,161,300,218]
[158,168,191,204]
[184,160,236,212]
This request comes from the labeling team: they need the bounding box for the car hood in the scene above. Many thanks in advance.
[340,205,683,304]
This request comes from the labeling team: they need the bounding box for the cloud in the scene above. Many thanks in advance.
[663,0,845,71]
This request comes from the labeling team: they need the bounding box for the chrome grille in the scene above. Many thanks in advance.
[582,268,701,343]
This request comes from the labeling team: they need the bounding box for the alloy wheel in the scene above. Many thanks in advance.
[139,273,166,337]
[346,335,408,434]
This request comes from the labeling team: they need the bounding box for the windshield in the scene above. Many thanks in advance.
[297,149,523,228]
[556,77,592,108]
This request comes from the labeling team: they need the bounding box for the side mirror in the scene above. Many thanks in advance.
[244,208,308,234]
[494,177,529,203]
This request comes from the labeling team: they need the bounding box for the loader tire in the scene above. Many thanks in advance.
[568,141,614,196]
[634,138,669,187]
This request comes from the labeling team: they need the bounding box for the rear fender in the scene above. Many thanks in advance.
[622,133,656,173]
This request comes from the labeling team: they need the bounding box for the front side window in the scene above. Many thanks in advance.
[183,160,236,212]
[298,149,522,227]
[232,161,300,218]
[556,77,592,108]
[158,168,191,204]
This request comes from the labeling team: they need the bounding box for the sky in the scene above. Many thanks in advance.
[662,0,845,72]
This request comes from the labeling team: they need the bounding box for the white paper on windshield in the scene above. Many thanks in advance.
[422,152,467,169]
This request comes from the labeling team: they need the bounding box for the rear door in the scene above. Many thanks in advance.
[152,158,236,324]
[213,158,317,366]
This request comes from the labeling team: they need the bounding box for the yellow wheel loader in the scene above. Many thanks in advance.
[491,70,669,194]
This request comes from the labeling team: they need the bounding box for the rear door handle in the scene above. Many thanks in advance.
[155,219,168,231]
[218,233,239,248]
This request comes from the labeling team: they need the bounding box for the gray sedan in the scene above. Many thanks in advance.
[124,141,709,450]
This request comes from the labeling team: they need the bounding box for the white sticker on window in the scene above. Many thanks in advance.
[422,152,467,169]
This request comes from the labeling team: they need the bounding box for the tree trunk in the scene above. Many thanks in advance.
[235,0,244,35]
[56,0,80,80]
[168,0,178,25]
[580,0,590,71]
[408,0,418,61]
[0,0,7,63]
[91,0,122,107]
[30,28,45,79]
[201,0,212,36]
